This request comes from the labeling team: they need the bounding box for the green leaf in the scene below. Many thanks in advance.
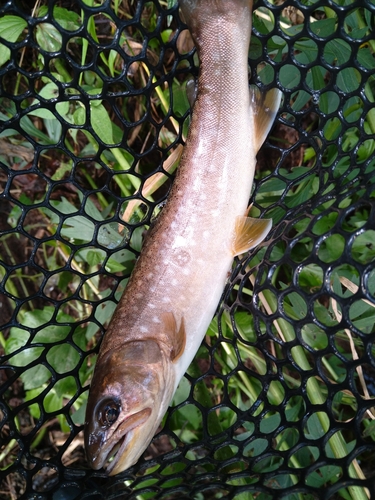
[323,39,351,66]
[22,364,51,390]
[90,102,114,144]
[259,412,281,433]
[294,39,318,65]
[279,65,301,90]
[7,204,23,228]
[61,215,95,243]
[258,63,277,86]
[298,264,324,290]
[305,412,327,440]
[19,115,56,144]
[21,308,55,329]
[318,234,345,262]
[35,23,63,52]
[307,65,326,91]
[51,162,73,181]
[0,15,27,66]
[77,248,107,266]
[257,177,287,194]
[43,389,63,413]
[282,289,307,320]
[363,419,375,438]
[244,438,268,457]
[71,398,87,425]
[310,18,336,38]
[105,248,136,273]
[53,377,78,399]
[0,15,27,41]
[292,90,312,112]
[47,344,80,374]
[49,196,77,215]
[165,82,190,117]
[172,377,191,406]
[285,176,317,208]
[93,300,117,333]
[337,68,360,93]
[357,47,375,70]
[174,404,202,431]
[306,465,342,488]
[51,7,81,31]
[25,387,45,419]
[233,312,256,342]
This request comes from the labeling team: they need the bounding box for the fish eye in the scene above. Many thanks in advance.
[98,399,121,428]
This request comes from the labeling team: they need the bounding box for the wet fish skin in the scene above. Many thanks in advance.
[85,0,281,476]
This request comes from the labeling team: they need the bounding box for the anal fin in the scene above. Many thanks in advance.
[232,216,272,256]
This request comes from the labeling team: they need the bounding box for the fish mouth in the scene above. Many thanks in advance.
[103,407,152,475]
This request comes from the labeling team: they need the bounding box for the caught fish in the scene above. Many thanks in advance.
[85,0,281,476]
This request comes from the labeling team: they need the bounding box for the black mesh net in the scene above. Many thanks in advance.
[1,0,375,498]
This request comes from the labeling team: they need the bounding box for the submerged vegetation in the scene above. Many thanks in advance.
[0,0,374,498]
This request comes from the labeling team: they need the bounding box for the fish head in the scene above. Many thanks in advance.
[84,339,174,475]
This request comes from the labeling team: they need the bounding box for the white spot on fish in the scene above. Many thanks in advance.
[135,293,143,299]
[171,278,178,286]
[153,316,161,323]
[149,303,156,309]
[173,235,187,249]
[140,325,149,333]
[175,250,191,266]
[182,268,190,276]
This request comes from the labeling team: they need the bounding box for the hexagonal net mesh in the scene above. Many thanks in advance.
[0,0,375,498]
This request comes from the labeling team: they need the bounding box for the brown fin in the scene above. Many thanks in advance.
[249,86,282,152]
[232,216,272,256]
[161,312,186,362]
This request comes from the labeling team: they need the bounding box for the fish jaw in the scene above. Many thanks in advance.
[87,406,152,473]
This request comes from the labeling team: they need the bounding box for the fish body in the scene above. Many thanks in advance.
[85,0,281,476]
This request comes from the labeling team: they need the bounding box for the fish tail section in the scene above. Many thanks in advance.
[232,216,272,256]
[250,85,282,152]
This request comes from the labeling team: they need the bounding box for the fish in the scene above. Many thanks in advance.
[84,0,282,476]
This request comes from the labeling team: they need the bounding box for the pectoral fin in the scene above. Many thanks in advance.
[161,312,186,362]
[232,216,272,256]
[250,86,282,152]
